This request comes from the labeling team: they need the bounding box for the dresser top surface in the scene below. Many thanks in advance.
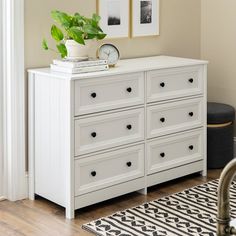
[28,55,208,80]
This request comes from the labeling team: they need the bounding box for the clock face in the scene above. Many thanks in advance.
[98,44,120,66]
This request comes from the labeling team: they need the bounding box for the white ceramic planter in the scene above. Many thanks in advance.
[65,40,93,60]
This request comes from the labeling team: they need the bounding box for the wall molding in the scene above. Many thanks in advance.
[2,0,27,200]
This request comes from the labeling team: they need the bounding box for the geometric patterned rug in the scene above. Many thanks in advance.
[82,180,236,236]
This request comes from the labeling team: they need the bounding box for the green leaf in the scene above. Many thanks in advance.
[96,33,107,40]
[42,39,49,50]
[67,27,85,45]
[74,12,82,21]
[74,13,87,27]
[91,14,101,28]
[51,10,71,28]
[86,34,96,40]
[92,13,101,23]
[56,43,67,58]
[51,25,64,42]
[83,24,98,35]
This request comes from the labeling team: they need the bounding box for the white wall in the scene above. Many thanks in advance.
[201,0,236,134]
[25,0,201,69]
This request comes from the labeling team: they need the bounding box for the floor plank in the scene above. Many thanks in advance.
[0,170,222,236]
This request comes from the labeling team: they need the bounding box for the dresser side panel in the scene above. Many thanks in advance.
[34,74,72,207]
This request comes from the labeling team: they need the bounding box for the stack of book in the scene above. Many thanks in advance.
[50,59,109,74]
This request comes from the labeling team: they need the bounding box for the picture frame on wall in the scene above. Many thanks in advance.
[131,0,160,37]
[97,0,130,39]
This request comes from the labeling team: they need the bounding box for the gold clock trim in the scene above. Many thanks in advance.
[97,43,120,67]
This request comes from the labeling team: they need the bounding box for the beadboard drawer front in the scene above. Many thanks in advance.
[74,144,145,196]
[147,98,203,138]
[75,108,145,156]
[147,129,203,175]
[74,73,144,115]
[147,66,203,103]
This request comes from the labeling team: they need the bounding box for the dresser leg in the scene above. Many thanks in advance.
[66,208,75,219]
[137,188,147,195]
[200,169,207,177]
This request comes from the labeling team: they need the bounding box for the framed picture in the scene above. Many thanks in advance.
[97,0,130,39]
[131,0,160,37]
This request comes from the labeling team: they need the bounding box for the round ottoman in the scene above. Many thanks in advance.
[207,102,235,169]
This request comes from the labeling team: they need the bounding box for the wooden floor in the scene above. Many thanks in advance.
[0,169,221,236]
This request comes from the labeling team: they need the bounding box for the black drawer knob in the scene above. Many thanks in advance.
[91,171,96,177]
[189,78,194,83]
[189,145,194,150]
[126,162,132,167]
[91,132,97,138]
[160,82,165,88]
[160,117,165,123]
[160,152,165,158]
[189,112,194,117]
[91,92,97,98]
[127,87,132,93]
[126,124,132,130]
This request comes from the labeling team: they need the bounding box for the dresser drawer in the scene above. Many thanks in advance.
[74,73,144,115]
[147,129,203,175]
[74,144,145,196]
[147,98,203,138]
[147,66,203,103]
[75,108,144,156]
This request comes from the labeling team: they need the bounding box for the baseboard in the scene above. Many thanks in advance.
[0,196,6,201]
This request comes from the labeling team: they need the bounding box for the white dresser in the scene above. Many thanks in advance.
[28,56,208,219]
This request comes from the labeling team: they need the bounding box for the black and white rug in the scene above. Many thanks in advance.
[82,180,236,236]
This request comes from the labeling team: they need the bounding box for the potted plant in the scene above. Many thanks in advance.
[42,10,106,59]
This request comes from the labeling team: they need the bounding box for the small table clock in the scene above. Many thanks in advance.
[98,43,120,67]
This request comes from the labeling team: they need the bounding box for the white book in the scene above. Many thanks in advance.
[52,59,108,68]
[50,64,109,74]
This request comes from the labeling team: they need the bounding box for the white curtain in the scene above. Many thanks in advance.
[0,78,3,198]
[0,0,3,198]
[1,0,26,200]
